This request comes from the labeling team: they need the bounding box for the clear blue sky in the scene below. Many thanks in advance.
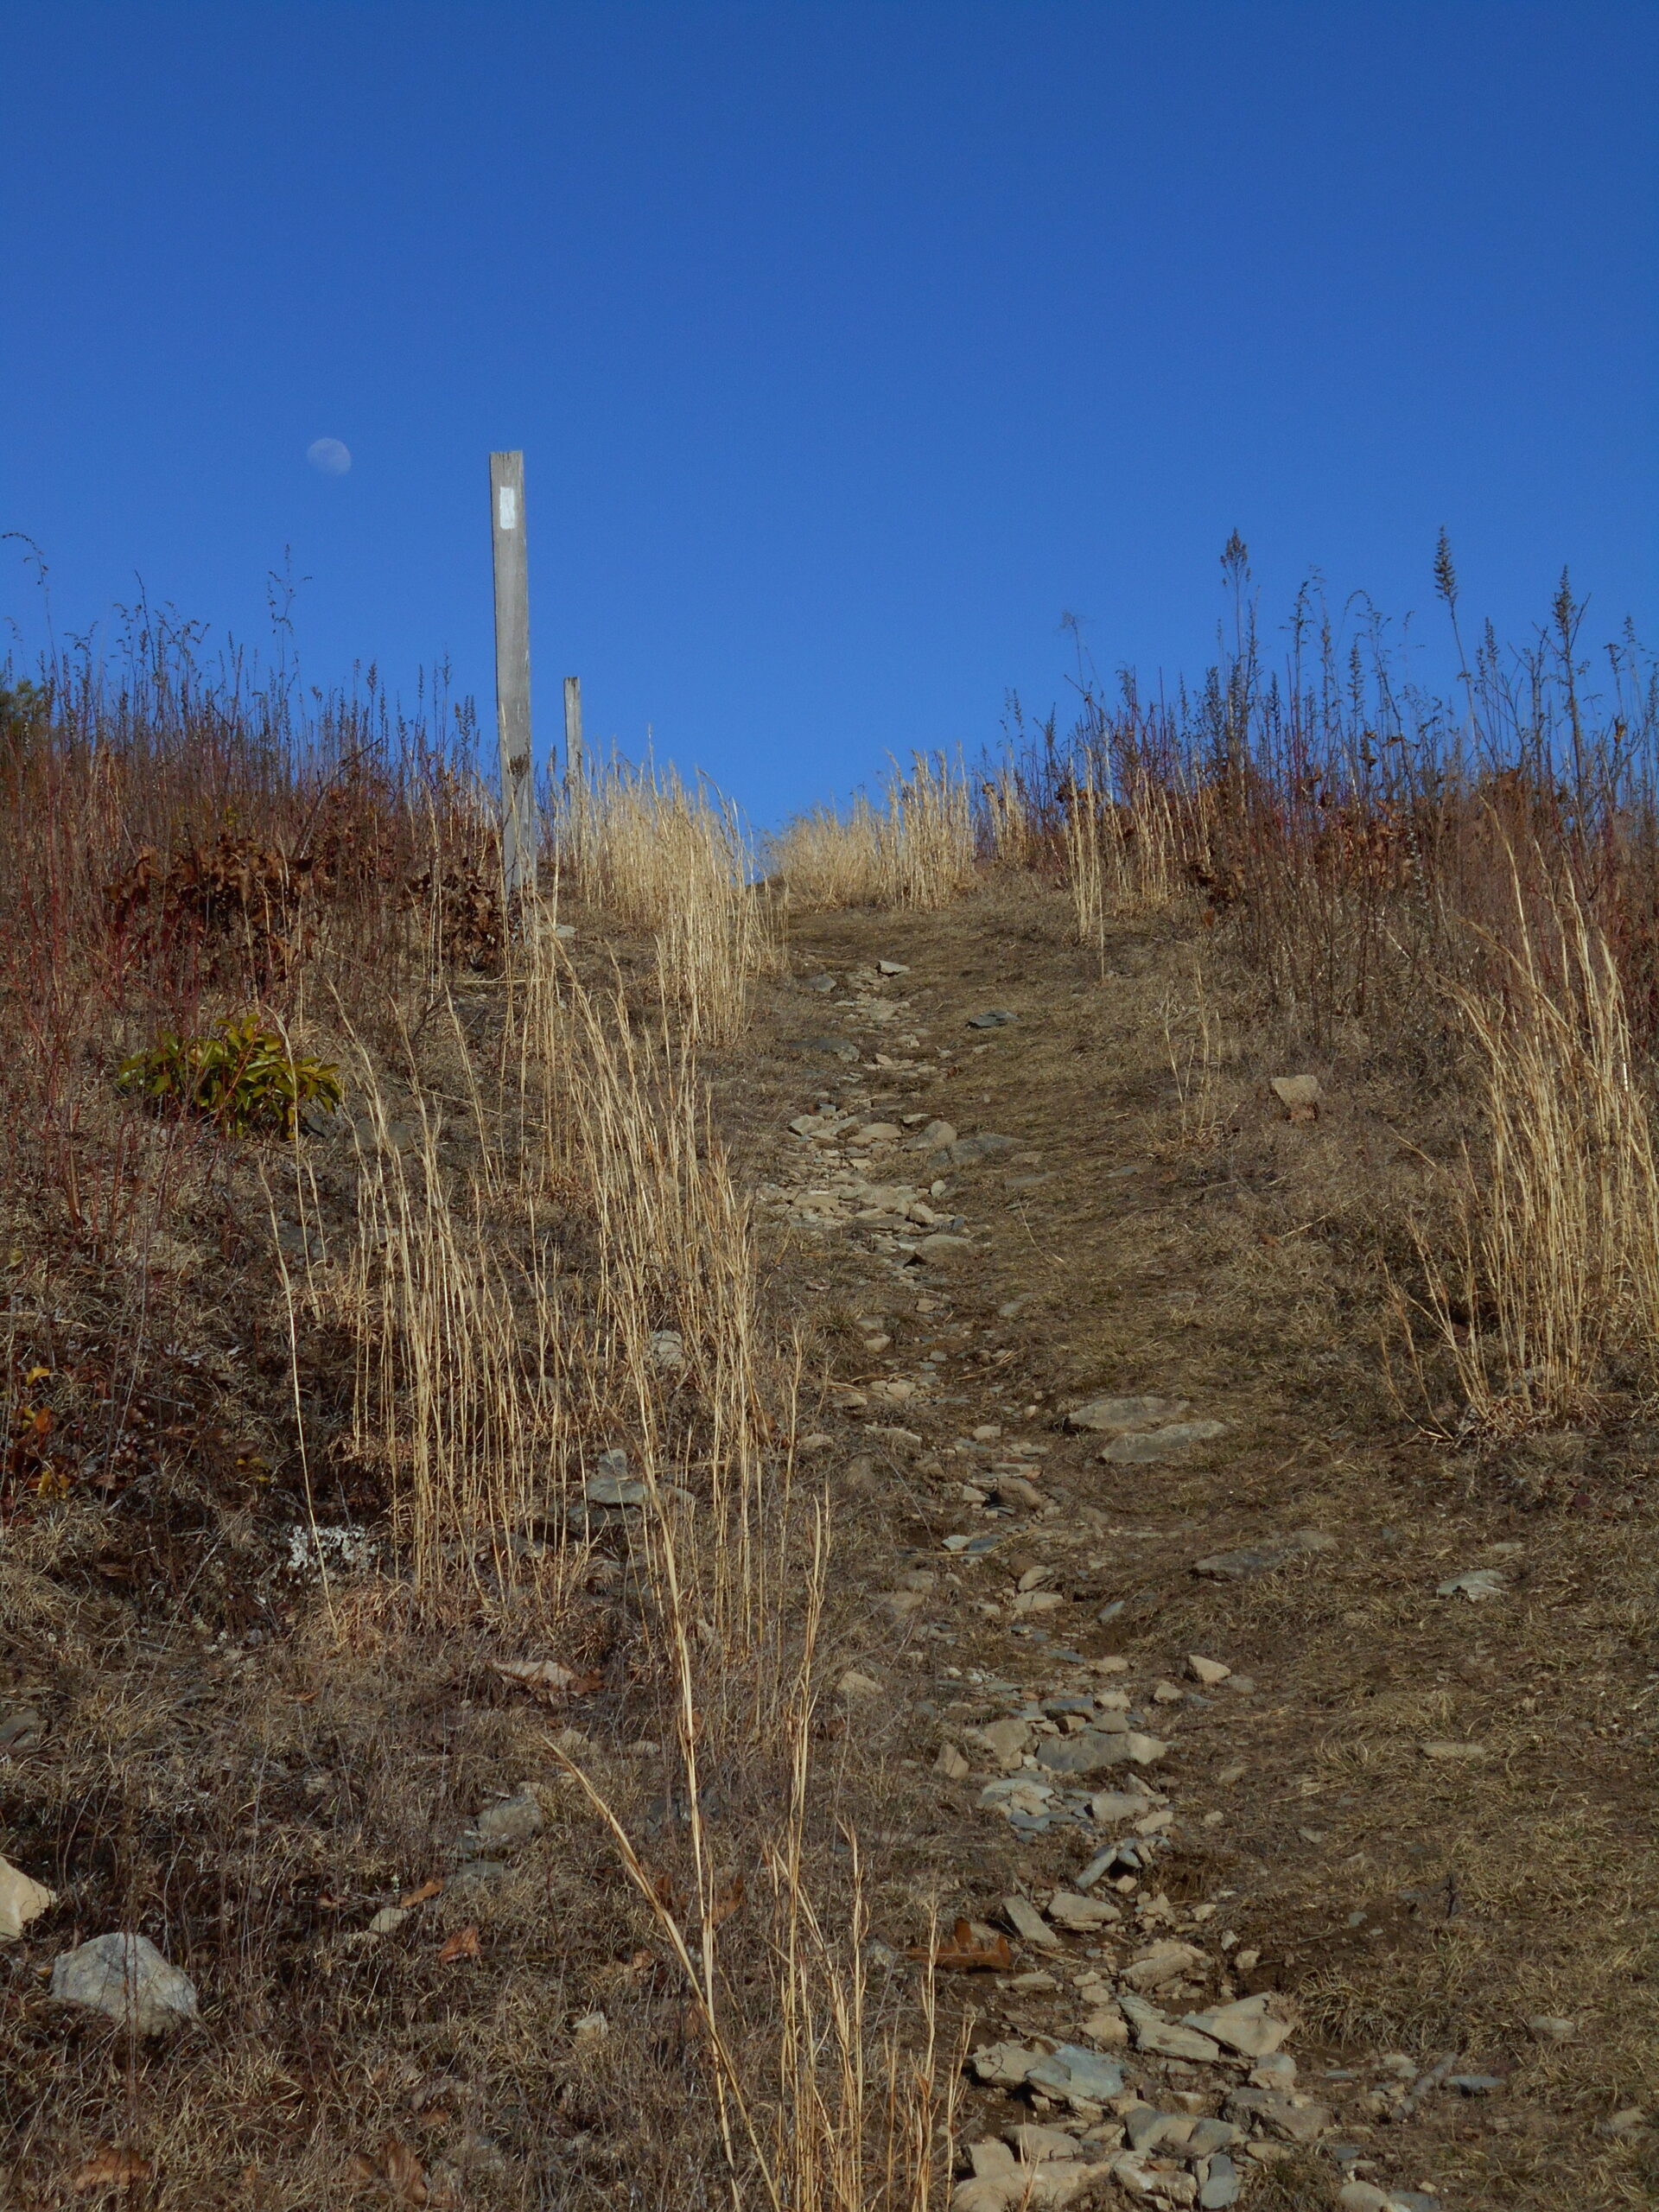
[5,2,1656,822]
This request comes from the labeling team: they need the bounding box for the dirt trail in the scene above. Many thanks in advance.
[729,881,1659,2212]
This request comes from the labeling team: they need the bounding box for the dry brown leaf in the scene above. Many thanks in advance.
[436,1924,480,1962]
[906,1916,1014,1973]
[69,2145,153,2190]
[346,2136,429,2202]
[648,1867,688,1917]
[379,2138,428,2202]
[707,1872,746,1931]
[399,1878,444,1909]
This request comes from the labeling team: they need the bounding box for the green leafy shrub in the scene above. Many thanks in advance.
[117,1014,343,1138]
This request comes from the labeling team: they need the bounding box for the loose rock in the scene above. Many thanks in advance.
[0,1854,54,1941]
[474,1786,543,1845]
[1100,1421,1226,1464]
[1067,1395,1191,1435]
[1198,2152,1241,2208]
[51,1933,200,2035]
[1436,1567,1507,1600]
[1181,1994,1292,2058]
[1046,1891,1122,1930]
[1193,1530,1335,1580]
[1003,1895,1063,1950]
[1025,2043,1127,2104]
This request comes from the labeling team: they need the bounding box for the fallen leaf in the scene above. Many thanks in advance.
[906,1917,1014,1973]
[69,2145,153,2190]
[708,1873,746,1931]
[649,1867,688,1916]
[399,1878,444,1909]
[350,2136,428,2202]
[437,1924,480,1962]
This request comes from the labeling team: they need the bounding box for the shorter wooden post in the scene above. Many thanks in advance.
[563,676,584,795]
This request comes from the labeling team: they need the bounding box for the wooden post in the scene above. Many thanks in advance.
[563,675,583,794]
[489,451,537,903]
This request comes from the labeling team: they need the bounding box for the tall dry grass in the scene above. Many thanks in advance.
[285,910,956,2206]
[1402,866,1659,1433]
[1060,760,1198,958]
[1007,546,1659,1436]
[558,755,778,1042]
[771,753,976,910]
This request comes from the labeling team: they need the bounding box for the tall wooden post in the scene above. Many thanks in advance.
[563,675,584,795]
[489,451,537,903]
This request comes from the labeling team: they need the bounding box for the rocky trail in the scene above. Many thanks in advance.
[724,887,1659,2212]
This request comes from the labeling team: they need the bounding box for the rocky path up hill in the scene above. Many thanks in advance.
[728,882,1659,2212]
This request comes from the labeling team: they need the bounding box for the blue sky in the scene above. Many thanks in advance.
[4,2,1656,823]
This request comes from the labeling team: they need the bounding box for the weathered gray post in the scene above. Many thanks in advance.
[489,451,537,903]
[563,674,584,795]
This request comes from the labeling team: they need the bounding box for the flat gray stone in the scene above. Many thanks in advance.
[1222,2086,1332,2143]
[966,1009,1018,1028]
[1187,2120,1241,2156]
[938,1133,1018,1165]
[1100,1420,1227,1464]
[1035,1730,1135,1777]
[474,1787,543,1846]
[1003,1895,1063,1950]
[785,1036,861,1062]
[1181,1994,1292,2057]
[1194,1529,1336,1580]
[919,1232,976,1259]
[1199,2152,1241,2208]
[1025,2044,1125,2104]
[0,1853,54,1940]
[1123,2105,1173,2152]
[51,1933,200,2035]
[1117,1991,1220,2062]
[586,1471,648,1506]
[970,2039,1046,2088]
[1436,1568,1506,1600]
[1067,1394,1190,1433]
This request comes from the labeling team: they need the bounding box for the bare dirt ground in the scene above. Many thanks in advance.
[727,876,1659,2210]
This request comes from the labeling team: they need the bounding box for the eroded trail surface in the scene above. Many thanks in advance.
[728,883,1659,2212]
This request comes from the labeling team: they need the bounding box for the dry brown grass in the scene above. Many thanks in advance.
[1399,863,1659,1435]
[770,754,976,911]
[557,757,779,1042]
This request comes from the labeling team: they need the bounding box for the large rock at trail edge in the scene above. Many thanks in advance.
[51,1933,200,2035]
[0,1854,54,1941]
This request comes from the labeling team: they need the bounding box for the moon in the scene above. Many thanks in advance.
[307,437,352,476]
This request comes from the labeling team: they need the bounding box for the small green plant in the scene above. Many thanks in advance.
[117,1014,343,1138]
